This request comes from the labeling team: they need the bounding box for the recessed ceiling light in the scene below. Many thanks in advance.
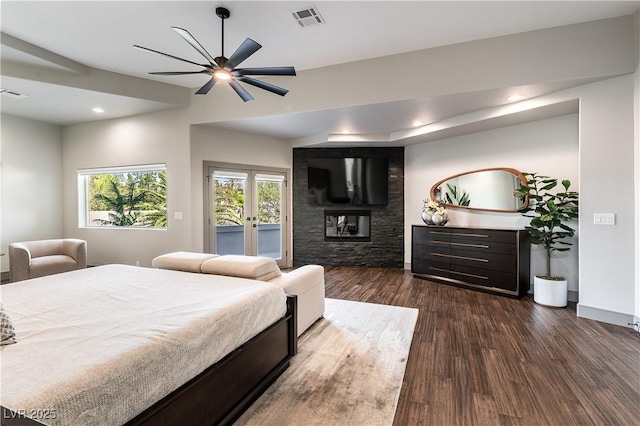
[506,94,524,102]
[92,107,105,113]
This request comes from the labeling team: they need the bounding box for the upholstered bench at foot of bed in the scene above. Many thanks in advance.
[268,265,325,336]
[151,252,325,336]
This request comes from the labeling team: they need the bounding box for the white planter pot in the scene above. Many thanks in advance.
[533,276,568,307]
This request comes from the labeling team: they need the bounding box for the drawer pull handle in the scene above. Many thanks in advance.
[450,242,489,249]
[450,232,490,238]
[431,240,450,245]
[430,267,489,280]
[430,231,449,235]
[450,270,489,280]
[432,253,489,263]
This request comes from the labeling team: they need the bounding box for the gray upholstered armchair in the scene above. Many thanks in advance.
[8,239,87,282]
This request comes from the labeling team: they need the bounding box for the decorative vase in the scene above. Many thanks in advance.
[421,209,434,225]
[533,276,568,307]
[432,211,448,226]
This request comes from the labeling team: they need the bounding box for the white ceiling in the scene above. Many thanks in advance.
[1,1,639,142]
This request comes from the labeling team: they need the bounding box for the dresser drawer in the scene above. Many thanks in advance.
[447,240,516,255]
[412,243,449,258]
[448,248,517,273]
[449,228,516,244]
[411,258,451,277]
[412,226,451,243]
[448,264,519,292]
[412,243,450,275]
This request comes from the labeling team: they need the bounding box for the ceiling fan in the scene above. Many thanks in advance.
[133,7,296,102]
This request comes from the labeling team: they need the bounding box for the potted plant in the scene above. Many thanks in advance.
[514,172,579,307]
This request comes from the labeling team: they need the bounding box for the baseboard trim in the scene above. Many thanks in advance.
[1,271,9,284]
[404,262,411,270]
[567,290,579,303]
[577,303,636,327]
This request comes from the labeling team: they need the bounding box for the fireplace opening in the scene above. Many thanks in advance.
[324,210,371,242]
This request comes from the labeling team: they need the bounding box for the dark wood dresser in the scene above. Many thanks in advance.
[411,225,530,297]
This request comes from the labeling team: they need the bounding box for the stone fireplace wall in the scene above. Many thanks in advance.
[292,147,404,267]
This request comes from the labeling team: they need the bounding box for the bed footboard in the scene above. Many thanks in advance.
[128,293,297,426]
[1,295,297,426]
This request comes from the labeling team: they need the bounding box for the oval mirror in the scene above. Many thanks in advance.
[430,167,528,212]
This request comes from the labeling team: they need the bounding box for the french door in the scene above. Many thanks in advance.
[206,164,288,267]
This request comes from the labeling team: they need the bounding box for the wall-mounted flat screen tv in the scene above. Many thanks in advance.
[307,157,389,205]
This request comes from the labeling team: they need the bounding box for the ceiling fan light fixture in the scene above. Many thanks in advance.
[214,69,232,81]
[135,6,296,101]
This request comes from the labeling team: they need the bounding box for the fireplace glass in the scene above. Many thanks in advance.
[324,210,371,242]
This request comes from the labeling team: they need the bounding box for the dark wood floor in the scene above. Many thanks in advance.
[323,267,640,426]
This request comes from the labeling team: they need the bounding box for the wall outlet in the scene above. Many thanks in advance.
[593,213,615,225]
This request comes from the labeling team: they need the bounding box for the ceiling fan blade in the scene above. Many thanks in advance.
[228,80,254,102]
[195,78,217,95]
[134,45,211,69]
[171,27,219,68]
[236,76,289,97]
[234,66,296,76]
[150,70,211,76]
[225,38,262,71]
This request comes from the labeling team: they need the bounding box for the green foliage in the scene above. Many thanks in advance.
[257,181,281,224]
[444,183,470,206]
[215,179,245,226]
[89,170,167,227]
[214,178,282,226]
[514,172,579,278]
[139,172,167,227]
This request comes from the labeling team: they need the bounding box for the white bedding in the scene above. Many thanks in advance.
[0,264,287,425]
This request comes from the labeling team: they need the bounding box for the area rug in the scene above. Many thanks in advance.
[234,298,419,426]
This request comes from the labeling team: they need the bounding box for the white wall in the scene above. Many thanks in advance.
[62,109,192,267]
[405,114,580,292]
[189,125,293,258]
[1,114,63,273]
[576,76,636,322]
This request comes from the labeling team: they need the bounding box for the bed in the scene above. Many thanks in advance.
[0,264,297,426]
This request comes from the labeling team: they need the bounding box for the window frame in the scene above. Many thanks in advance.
[77,163,167,230]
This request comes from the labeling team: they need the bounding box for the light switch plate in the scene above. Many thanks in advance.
[174,212,183,220]
[593,213,615,225]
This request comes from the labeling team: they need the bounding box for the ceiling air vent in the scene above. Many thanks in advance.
[291,5,324,27]
[0,88,29,99]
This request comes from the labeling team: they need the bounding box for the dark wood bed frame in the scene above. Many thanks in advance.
[2,295,297,426]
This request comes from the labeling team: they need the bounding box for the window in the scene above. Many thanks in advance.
[78,164,167,229]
